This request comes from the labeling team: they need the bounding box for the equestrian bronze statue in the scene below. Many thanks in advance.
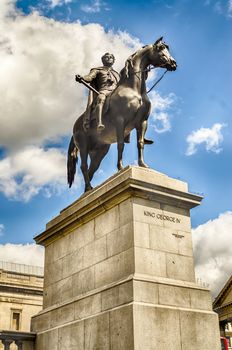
[68,37,177,192]
[76,52,120,132]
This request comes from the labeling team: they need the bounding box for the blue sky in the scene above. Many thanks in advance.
[0,0,231,295]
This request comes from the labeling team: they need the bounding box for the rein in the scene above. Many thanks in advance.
[146,69,168,94]
[131,65,168,94]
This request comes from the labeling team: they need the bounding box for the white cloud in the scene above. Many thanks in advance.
[192,212,232,298]
[228,0,232,16]
[48,0,72,8]
[0,1,141,150]
[214,1,223,14]
[0,1,178,201]
[0,225,5,237]
[0,0,18,19]
[210,0,232,18]
[149,91,177,133]
[152,112,171,133]
[81,0,105,13]
[0,0,141,200]
[0,243,44,267]
[0,146,71,201]
[186,123,225,156]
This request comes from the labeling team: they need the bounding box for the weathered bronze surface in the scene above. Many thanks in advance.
[68,38,177,192]
[75,52,120,131]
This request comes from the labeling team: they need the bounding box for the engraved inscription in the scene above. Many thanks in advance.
[144,210,181,224]
[172,233,185,239]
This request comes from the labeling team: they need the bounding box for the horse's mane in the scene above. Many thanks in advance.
[119,45,150,82]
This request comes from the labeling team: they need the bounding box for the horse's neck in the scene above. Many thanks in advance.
[127,50,150,94]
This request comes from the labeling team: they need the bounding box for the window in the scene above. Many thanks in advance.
[11,310,21,330]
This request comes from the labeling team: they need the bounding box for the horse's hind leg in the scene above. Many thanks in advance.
[88,144,110,181]
[76,134,92,192]
[137,120,149,168]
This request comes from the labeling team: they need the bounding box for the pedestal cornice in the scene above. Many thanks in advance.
[34,166,202,246]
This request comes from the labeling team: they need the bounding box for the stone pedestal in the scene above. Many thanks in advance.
[31,166,221,350]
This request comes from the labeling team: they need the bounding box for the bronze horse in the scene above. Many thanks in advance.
[68,37,177,192]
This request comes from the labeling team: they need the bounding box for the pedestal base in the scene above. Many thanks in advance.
[31,166,220,350]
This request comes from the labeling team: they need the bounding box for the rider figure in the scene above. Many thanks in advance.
[76,53,120,131]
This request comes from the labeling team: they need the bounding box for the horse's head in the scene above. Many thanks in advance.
[150,37,177,71]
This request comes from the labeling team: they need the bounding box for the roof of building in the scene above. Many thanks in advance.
[213,275,232,310]
[0,261,44,277]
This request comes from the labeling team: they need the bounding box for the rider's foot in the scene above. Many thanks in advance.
[97,124,105,132]
[144,138,153,145]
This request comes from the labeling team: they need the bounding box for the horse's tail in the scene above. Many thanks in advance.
[67,136,78,188]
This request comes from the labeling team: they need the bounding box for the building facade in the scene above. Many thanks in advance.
[0,262,43,349]
[213,275,232,349]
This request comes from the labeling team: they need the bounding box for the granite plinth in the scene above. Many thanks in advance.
[31,166,220,350]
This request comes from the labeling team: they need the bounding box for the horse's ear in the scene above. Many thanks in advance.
[154,37,163,46]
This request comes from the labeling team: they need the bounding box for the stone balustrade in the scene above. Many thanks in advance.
[0,331,36,350]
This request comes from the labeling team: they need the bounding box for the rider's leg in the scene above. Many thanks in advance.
[83,107,91,131]
[95,93,106,131]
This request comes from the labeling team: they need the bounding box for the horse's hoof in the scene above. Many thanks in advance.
[85,185,93,192]
[138,162,149,168]
[117,164,124,171]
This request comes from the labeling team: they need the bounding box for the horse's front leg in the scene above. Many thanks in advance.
[116,118,125,171]
[137,120,149,168]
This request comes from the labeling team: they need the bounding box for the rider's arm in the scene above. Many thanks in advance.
[82,68,98,83]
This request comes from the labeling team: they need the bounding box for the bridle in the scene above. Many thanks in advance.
[131,65,168,94]
[125,42,175,94]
